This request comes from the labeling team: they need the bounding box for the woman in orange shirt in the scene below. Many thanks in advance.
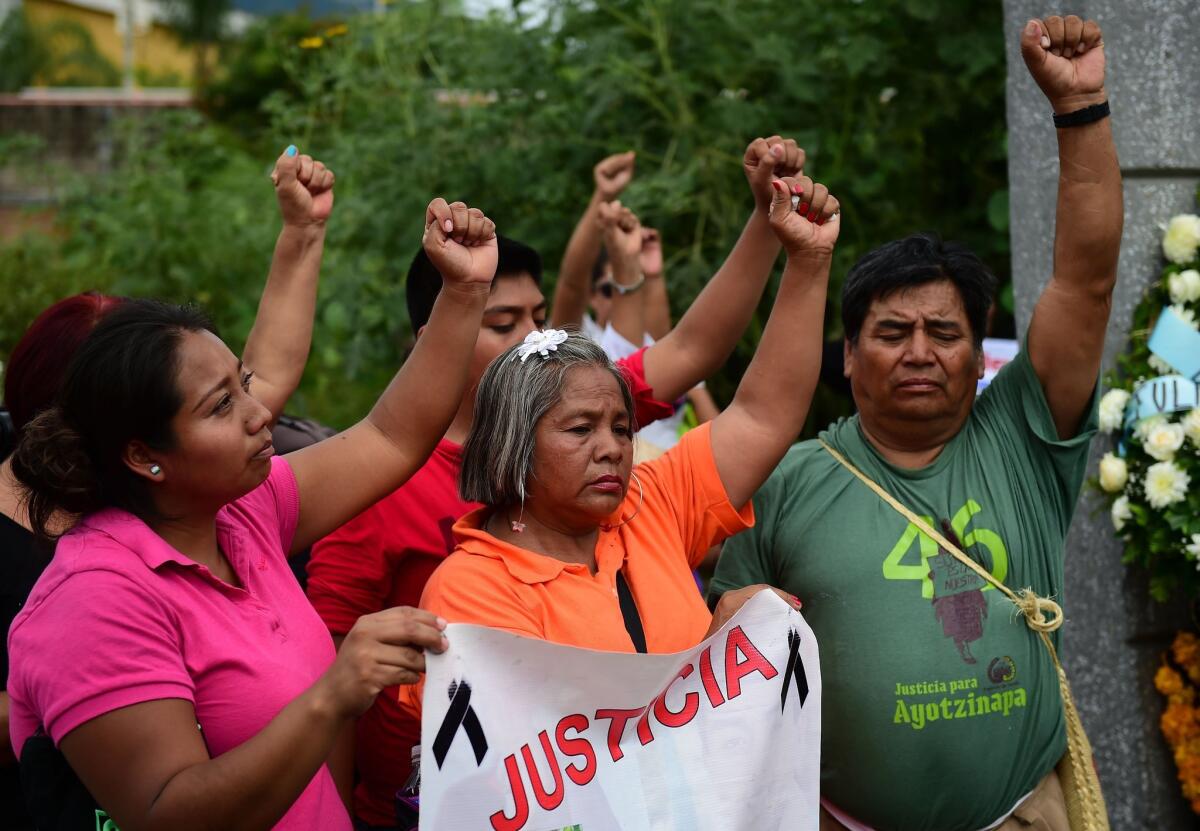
[404,171,839,693]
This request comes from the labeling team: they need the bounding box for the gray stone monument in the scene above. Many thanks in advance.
[1003,1,1200,827]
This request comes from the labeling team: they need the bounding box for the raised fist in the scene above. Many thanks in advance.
[1020,16,1106,112]
[594,151,636,201]
[743,136,806,214]
[638,228,663,279]
[422,198,498,288]
[597,199,643,282]
[767,175,841,257]
[271,147,335,227]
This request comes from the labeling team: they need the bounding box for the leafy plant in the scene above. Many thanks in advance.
[0,0,1012,430]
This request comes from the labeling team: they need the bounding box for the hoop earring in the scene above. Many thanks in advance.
[600,471,643,532]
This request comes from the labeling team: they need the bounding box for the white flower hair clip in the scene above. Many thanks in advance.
[513,328,569,362]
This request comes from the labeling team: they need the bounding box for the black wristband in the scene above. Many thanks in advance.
[1052,100,1110,128]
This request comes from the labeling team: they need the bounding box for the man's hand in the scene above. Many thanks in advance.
[598,199,644,284]
[271,147,335,227]
[422,198,498,288]
[767,176,841,258]
[1020,16,1106,113]
[743,136,805,214]
[639,228,664,279]
[594,151,636,201]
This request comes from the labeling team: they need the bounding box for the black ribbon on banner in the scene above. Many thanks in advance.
[780,629,809,712]
[432,679,489,769]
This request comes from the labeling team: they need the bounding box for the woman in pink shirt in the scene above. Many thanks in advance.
[6,198,498,831]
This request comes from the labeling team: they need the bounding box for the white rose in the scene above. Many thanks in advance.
[1144,421,1186,461]
[1098,389,1130,433]
[1184,409,1200,446]
[1134,414,1167,441]
[1170,304,1199,330]
[1163,214,1200,265]
[1168,269,1200,304]
[1148,354,1176,376]
[1144,460,1190,509]
[1111,495,1132,532]
[1098,452,1128,492]
[1187,533,1200,560]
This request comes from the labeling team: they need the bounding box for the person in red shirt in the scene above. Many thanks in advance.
[305,135,807,828]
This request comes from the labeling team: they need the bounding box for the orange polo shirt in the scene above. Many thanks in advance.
[399,422,752,719]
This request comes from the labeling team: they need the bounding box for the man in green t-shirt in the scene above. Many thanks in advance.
[711,15,1122,830]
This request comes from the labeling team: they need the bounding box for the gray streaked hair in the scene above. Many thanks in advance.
[459,332,636,507]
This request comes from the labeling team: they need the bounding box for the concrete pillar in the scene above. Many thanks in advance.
[1003,1,1200,826]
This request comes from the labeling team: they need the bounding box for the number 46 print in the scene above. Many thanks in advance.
[880,499,1008,598]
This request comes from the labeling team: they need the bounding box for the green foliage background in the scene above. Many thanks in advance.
[0,0,1011,428]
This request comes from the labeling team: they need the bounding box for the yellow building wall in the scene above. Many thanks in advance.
[23,0,205,85]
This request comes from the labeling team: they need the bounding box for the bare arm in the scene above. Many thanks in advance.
[640,229,673,340]
[550,152,635,328]
[599,200,647,348]
[286,200,496,552]
[711,176,839,508]
[1020,16,1122,439]
[0,692,14,765]
[58,608,446,831]
[328,634,355,810]
[687,385,721,424]
[642,137,805,402]
[243,150,335,421]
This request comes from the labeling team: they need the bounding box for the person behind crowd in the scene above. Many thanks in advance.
[0,146,334,829]
[398,173,839,722]
[552,150,638,343]
[594,200,720,458]
[305,135,806,827]
[5,198,500,831]
[711,17,1121,830]
[576,155,722,456]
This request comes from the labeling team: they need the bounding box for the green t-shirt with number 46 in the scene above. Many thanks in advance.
[710,347,1097,831]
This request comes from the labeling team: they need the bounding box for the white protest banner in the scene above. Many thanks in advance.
[418,590,821,830]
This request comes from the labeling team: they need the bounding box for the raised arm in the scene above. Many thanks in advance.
[285,200,497,551]
[710,175,840,508]
[242,148,334,421]
[639,228,673,340]
[1020,16,1122,438]
[641,137,805,402]
[597,200,648,348]
[550,151,635,328]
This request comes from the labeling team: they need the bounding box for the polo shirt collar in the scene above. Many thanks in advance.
[78,507,245,574]
[453,507,623,585]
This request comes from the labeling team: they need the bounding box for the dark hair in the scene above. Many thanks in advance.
[841,232,996,348]
[405,235,543,331]
[11,299,216,538]
[4,292,124,434]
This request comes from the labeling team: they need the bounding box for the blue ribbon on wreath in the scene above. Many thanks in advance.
[1121,307,1200,436]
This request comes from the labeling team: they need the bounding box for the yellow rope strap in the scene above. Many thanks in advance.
[818,440,1063,631]
[818,440,1108,830]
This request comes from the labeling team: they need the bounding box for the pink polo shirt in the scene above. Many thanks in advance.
[6,457,349,831]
